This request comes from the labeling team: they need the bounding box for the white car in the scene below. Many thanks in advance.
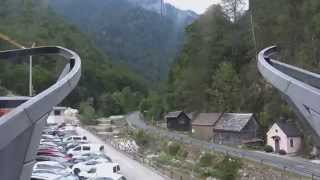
[33,161,71,174]
[67,144,104,156]
[63,135,88,143]
[41,134,57,139]
[87,173,126,180]
[72,153,112,164]
[31,170,78,180]
[73,163,121,179]
[72,159,120,173]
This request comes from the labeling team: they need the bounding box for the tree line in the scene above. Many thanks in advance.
[143,0,320,140]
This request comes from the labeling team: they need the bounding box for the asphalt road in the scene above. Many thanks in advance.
[127,111,320,179]
[76,127,166,180]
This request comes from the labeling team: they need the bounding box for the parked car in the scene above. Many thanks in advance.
[41,138,62,144]
[63,135,88,144]
[31,170,79,180]
[38,144,64,152]
[38,147,63,153]
[37,151,71,160]
[41,134,58,139]
[65,142,87,151]
[33,161,71,174]
[36,155,73,167]
[73,163,121,179]
[72,153,112,163]
[87,173,126,180]
[67,144,104,156]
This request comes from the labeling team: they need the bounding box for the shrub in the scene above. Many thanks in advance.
[167,142,181,156]
[134,130,150,147]
[279,149,287,155]
[177,148,188,159]
[199,153,216,167]
[264,145,273,153]
[215,156,242,180]
[158,152,172,165]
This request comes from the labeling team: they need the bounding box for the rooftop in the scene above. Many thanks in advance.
[165,111,183,118]
[213,113,254,132]
[276,121,301,137]
[192,113,222,126]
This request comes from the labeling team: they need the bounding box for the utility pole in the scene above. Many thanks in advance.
[29,42,36,97]
[160,0,164,16]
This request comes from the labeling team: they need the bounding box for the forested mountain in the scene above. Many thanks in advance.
[128,0,197,26]
[139,0,320,139]
[49,0,197,81]
[0,0,147,118]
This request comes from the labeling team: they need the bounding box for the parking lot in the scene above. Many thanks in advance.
[32,123,127,180]
[76,127,166,180]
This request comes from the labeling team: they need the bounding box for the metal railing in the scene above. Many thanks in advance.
[0,47,81,180]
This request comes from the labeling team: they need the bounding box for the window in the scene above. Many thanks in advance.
[74,146,81,151]
[54,110,61,116]
[87,168,96,173]
[275,129,278,133]
[290,139,294,147]
[83,146,90,151]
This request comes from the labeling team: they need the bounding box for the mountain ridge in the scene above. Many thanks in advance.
[49,0,198,81]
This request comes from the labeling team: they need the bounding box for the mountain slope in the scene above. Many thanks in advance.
[49,0,198,81]
[127,0,197,26]
[0,0,147,114]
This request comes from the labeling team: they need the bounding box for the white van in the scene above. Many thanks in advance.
[67,144,104,156]
[74,163,121,179]
[63,135,88,143]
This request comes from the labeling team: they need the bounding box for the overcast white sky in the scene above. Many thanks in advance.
[165,0,221,14]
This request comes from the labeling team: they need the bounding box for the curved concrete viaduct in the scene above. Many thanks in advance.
[0,47,81,180]
[258,46,320,150]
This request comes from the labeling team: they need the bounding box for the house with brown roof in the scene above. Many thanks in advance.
[191,112,259,144]
[191,113,223,140]
[212,113,259,145]
[165,111,191,131]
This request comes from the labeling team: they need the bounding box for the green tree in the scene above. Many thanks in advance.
[79,100,97,125]
[208,62,241,112]
[97,93,123,117]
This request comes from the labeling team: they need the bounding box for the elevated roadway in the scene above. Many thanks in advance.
[258,46,320,150]
[0,47,81,180]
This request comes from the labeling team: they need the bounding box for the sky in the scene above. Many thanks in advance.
[165,0,221,14]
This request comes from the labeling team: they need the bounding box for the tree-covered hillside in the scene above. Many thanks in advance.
[0,0,147,117]
[49,0,197,81]
[142,0,320,140]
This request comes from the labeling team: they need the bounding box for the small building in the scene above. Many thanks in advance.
[52,106,67,116]
[166,111,191,131]
[192,113,223,140]
[213,113,259,145]
[266,122,302,154]
[47,106,67,125]
[0,96,30,117]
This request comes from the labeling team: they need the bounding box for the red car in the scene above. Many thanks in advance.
[37,151,72,161]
